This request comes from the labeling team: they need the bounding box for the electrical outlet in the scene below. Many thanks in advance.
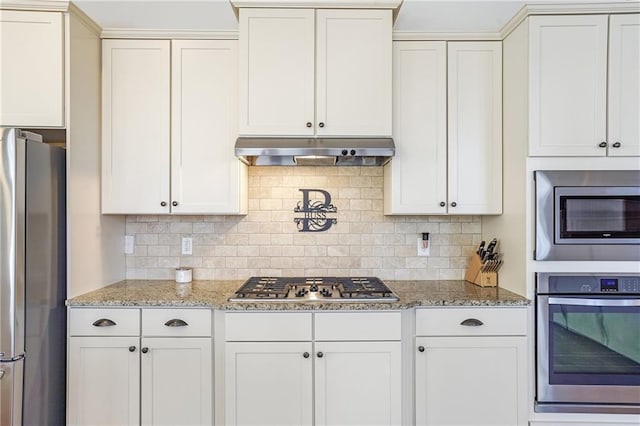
[417,236,430,257]
[181,237,193,255]
[124,235,134,254]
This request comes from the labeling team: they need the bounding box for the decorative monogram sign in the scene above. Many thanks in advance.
[294,189,337,232]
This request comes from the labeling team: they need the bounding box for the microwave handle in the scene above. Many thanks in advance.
[548,297,640,307]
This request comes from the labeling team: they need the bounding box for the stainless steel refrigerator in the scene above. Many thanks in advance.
[0,128,66,425]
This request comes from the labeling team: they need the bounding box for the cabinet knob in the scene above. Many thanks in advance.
[612,142,621,148]
[92,318,116,327]
[460,318,484,327]
[318,122,325,128]
[141,347,149,354]
[598,141,607,148]
[160,201,167,207]
[303,352,310,358]
[451,202,457,207]
[306,122,312,128]
[172,201,178,207]
[129,346,136,352]
[439,202,446,207]
[317,351,324,358]
[418,346,425,353]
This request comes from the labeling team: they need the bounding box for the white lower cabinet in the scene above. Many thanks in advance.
[225,342,314,426]
[68,336,140,425]
[224,311,402,426]
[68,308,213,426]
[315,341,401,426]
[415,307,528,426]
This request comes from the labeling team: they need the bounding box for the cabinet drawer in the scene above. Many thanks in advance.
[142,309,211,337]
[225,312,312,341]
[69,308,140,336]
[314,312,401,341]
[416,307,527,336]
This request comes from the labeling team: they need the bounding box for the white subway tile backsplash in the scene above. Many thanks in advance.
[125,167,481,280]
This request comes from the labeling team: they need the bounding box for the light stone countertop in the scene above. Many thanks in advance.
[67,279,530,310]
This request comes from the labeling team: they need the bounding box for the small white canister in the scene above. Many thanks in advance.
[175,267,192,283]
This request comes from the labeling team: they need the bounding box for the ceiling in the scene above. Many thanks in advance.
[73,0,626,33]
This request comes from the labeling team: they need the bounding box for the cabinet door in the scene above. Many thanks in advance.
[141,338,212,426]
[415,336,527,426]
[102,39,171,214]
[529,15,608,156]
[314,341,401,426]
[171,40,248,214]
[225,342,313,426]
[239,8,315,136]
[68,337,140,426]
[608,14,640,157]
[316,9,392,136]
[385,41,447,215]
[447,42,502,214]
[0,11,63,127]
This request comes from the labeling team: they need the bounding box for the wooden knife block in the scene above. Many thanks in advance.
[464,253,498,287]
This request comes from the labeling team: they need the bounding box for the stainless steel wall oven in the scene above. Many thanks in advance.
[536,273,640,414]
[535,170,640,261]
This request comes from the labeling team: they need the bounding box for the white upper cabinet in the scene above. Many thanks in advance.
[529,14,640,157]
[102,39,247,215]
[315,9,392,136]
[385,41,502,215]
[102,39,171,214]
[239,8,392,137]
[0,10,64,127]
[171,40,247,214]
[608,14,640,157]
[447,42,502,215]
[385,42,447,215]
[239,9,315,136]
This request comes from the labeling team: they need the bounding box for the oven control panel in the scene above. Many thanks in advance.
[538,273,640,294]
[601,277,640,293]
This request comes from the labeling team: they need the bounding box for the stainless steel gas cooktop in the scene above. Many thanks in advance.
[229,277,399,302]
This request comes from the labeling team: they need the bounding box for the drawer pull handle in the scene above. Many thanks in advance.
[164,319,188,327]
[460,318,484,326]
[92,318,116,327]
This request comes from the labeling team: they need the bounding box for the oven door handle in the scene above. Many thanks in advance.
[548,297,640,307]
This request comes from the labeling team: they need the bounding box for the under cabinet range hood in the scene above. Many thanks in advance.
[235,137,395,166]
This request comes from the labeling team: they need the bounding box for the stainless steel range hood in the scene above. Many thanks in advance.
[235,137,395,166]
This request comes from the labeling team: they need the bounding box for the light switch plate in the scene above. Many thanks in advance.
[182,237,193,255]
[124,235,134,254]
[417,237,430,257]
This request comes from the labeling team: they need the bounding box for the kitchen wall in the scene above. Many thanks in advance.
[125,166,481,280]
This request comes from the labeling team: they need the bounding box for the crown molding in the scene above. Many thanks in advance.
[500,2,640,38]
[230,0,404,20]
[100,28,239,40]
[393,31,502,41]
[0,0,69,11]
[68,2,101,36]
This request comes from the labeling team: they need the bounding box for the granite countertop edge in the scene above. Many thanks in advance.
[67,279,531,310]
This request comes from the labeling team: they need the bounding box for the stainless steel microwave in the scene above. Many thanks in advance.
[535,170,640,261]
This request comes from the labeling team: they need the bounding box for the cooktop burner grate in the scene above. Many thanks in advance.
[230,276,398,302]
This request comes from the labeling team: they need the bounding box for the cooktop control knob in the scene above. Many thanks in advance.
[350,149,356,156]
[341,149,348,156]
